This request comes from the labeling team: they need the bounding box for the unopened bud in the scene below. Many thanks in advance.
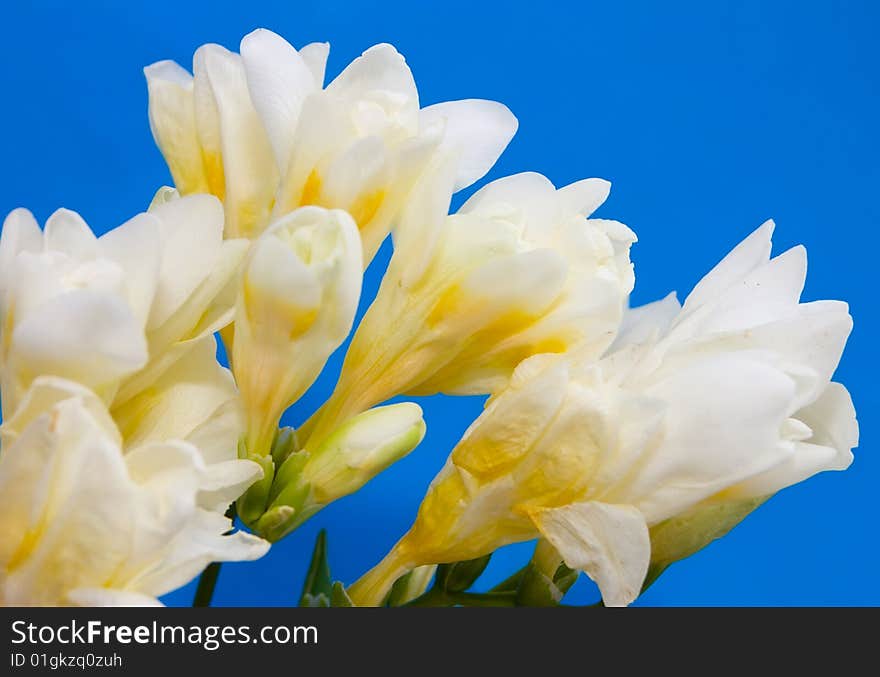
[303,402,426,504]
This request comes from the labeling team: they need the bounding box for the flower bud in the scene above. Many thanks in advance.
[303,402,426,502]
[256,403,425,541]
[232,206,362,460]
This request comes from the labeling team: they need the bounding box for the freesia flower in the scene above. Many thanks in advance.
[0,384,268,606]
[301,170,635,449]
[348,221,857,607]
[231,206,362,524]
[232,206,361,457]
[145,28,517,259]
[0,197,257,510]
[0,195,246,414]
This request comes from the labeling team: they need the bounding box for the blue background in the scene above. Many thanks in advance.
[2,1,876,606]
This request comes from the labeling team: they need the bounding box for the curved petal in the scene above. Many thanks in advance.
[98,212,161,328]
[300,41,330,86]
[0,208,42,293]
[419,99,517,191]
[44,208,97,258]
[147,194,224,328]
[196,43,278,238]
[530,501,650,607]
[681,220,774,315]
[10,290,147,396]
[144,60,209,194]
[241,29,317,172]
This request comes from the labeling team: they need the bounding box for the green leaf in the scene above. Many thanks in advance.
[435,554,492,593]
[298,530,332,606]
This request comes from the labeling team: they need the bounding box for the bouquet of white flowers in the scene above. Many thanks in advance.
[0,29,857,607]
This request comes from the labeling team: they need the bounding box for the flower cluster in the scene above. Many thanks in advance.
[0,199,267,605]
[0,28,857,607]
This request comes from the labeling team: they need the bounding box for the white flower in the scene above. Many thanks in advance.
[0,386,268,606]
[145,29,517,259]
[232,206,363,459]
[301,170,635,449]
[0,197,257,510]
[349,221,856,607]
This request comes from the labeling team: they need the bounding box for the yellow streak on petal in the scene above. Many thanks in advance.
[242,278,319,340]
[202,151,226,200]
[300,169,323,206]
[348,189,386,231]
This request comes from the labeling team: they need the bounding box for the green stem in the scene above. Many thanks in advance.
[405,588,517,608]
[193,562,222,607]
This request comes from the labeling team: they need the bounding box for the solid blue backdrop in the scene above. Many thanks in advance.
[2,0,876,605]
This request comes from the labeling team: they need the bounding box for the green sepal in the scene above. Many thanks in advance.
[515,560,579,607]
[270,426,299,468]
[435,554,492,594]
[236,454,275,529]
[330,582,354,607]
[298,530,332,607]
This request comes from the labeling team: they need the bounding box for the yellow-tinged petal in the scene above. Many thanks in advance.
[144,61,209,194]
[233,206,362,457]
[194,44,278,238]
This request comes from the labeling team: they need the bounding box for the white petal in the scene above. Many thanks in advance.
[557,178,611,217]
[241,29,318,172]
[133,510,269,597]
[98,212,161,328]
[44,208,97,257]
[319,135,389,209]
[10,290,147,393]
[0,398,136,604]
[196,43,278,237]
[147,194,224,328]
[0,376,120,448]
[530,501,650,607]
[0,208,42,295]
[133,237,248,386]
[628,353,800,520]
[124,439,205,486]
[198,459,263,513]
[300,41,330,86]
[419,99,517,191]
[682,220,774,314]
[732,299,852,406]
[460,248,568,318]
[112,335,236,449]
[799,381,859,453]
[328,43,418,115]
[391,153,457,288]
[612,293,681,350]
[144,60,209,194]
[67,588,163,607]
[733,382,858,498]
[184,397,245,466]
[460,172,559,230]
[683,245,807,334]
[192,46,225,194]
